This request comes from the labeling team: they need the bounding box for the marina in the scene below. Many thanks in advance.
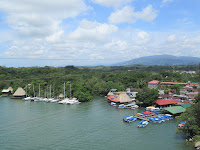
[0,96,193,150]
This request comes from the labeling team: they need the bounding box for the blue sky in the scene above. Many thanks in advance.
[0,0,200,67]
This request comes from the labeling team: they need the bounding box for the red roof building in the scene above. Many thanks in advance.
[148,80,159,84]
[107,95,119,102]
[156,99,179,106]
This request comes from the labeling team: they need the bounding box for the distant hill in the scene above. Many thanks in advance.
[116,55,200,66]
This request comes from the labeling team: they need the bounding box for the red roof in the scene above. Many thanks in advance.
[148,80,159,84]
[143,111,152,114]
[156,99,179,105]
[107,95,119,102]
[161,82,187,85]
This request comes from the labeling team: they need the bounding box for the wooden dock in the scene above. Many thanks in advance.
[134,114,162,121]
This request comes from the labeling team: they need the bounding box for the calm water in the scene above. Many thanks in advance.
[0,96,193,150]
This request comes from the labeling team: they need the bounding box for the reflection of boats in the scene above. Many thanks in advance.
[138,120,149,128]
[123,115,137,123]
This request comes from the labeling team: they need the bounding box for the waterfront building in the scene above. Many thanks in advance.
[12,87,26,99]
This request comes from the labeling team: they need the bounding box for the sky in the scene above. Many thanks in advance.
[0,0,200,67]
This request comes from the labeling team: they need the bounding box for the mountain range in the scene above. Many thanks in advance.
[116,55,200,66]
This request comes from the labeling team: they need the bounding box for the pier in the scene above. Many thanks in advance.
[134,114,162,121]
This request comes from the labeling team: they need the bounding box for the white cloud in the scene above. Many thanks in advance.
[0,0,87,38]
[109,5,158,24]
[92,0,132,7]
[108,6,134,24]
[133,5,158,22]
[167,34,176,42]
[162,0,173,3]
[68,20,118,43]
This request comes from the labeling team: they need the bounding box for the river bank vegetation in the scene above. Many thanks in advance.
[0,65,199,102]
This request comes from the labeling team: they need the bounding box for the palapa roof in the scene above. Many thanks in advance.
[8,86,13,93]
[58,93,64,98]
[164,106,186,114]
[13,87,26,96]
[115,92,132,103]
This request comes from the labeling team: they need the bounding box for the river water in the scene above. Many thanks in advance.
[0,96,193,150]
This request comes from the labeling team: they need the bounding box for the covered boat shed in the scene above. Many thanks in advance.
[156,99,179,107]
[164,106,186,115]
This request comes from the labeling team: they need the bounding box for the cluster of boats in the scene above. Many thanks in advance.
[111,102,139,109]
[123,112,174,128]
[23,97,80,105]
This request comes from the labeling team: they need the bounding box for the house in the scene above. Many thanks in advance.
[148,80,187,89]
[156,99,179,107]
[158,94,173,99]
[148,80,159,89]
[12,87,26,99]
[1,89,12,96]
[186,92,198,99]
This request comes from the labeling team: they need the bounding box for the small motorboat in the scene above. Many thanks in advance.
[138,120,149,128]
[111,102,117,106]
[118,104,125,108]
[24,97,31,101]
[178,122,186,128]
[123,115,137,123]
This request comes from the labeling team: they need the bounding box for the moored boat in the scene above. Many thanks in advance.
[138,120,149,128]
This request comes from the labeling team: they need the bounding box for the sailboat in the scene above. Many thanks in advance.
[58,83,70,104]
[24,85,31,100]
[66,81,80,105]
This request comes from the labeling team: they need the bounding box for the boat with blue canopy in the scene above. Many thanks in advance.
[138,120,149,128]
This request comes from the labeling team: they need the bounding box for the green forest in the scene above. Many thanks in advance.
[0,65,199,102]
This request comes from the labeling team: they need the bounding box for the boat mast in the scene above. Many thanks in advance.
[70,81,72,98]
[33,84,35,97]
[26,85,27,97]
[64,82,65,98]
[49,85,51,98]
[39,84,40,97]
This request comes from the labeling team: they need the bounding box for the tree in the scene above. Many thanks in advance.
[177,94,200,137]
[136,88,159,106]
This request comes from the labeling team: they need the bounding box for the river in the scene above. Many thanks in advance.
[0,96,193,150]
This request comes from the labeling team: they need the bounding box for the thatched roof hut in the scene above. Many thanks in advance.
[58,93,64,99]
[115,92,132,103]
[8,86,13,93]
[12,87,26,99]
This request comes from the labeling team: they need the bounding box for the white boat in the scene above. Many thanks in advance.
[58,98,70,104]
[50,99,59,103]
[118,104,125,108]
[66,98,80,104]
[24,97,31,101]
[131,105,139,109]
[111,102,117,106]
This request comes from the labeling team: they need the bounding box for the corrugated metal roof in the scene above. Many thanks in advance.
[156,99,179,105]
[148,80,159,84]
[180,103,191,108]
[164,106,186,114]
[2,89,10,93]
